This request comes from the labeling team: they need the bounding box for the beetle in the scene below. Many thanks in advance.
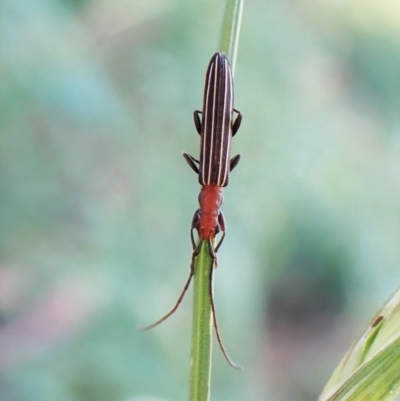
[142,53,242,369]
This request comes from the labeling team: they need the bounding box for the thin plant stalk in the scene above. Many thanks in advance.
[189,1,244,400]
[189,241,214,401]
[218,0,244,73]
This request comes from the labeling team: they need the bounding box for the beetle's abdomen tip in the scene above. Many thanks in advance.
[211,52,228,63]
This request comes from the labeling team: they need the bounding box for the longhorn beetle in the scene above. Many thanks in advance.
[142,52,242,369]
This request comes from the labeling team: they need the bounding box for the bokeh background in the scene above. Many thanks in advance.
[1,0,400,400]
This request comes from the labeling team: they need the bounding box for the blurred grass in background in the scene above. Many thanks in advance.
[1,0,400,400]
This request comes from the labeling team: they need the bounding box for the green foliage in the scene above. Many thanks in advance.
[319,287,400,401]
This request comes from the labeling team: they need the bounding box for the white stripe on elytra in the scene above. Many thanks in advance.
[207,57,218,185]
[218,57,228,186]
[226,60,233,185]
[202,58,212,185]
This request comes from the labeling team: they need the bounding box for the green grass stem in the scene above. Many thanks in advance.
[188,1,244,400]
[218,0,244,74]
[189,241,214,401]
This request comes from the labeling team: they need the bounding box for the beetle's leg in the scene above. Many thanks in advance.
[193,110,202,134]
[190,239,203,271]
[183,152,200,174]
[190,210,200,249]
[232,109,242,136]
[215,212,226,254]
[230,154,241,171]
[207,239,217,268]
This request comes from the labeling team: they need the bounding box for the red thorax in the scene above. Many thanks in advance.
[197,185,223,240]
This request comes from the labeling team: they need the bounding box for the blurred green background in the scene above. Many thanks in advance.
[1,0,400,400]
